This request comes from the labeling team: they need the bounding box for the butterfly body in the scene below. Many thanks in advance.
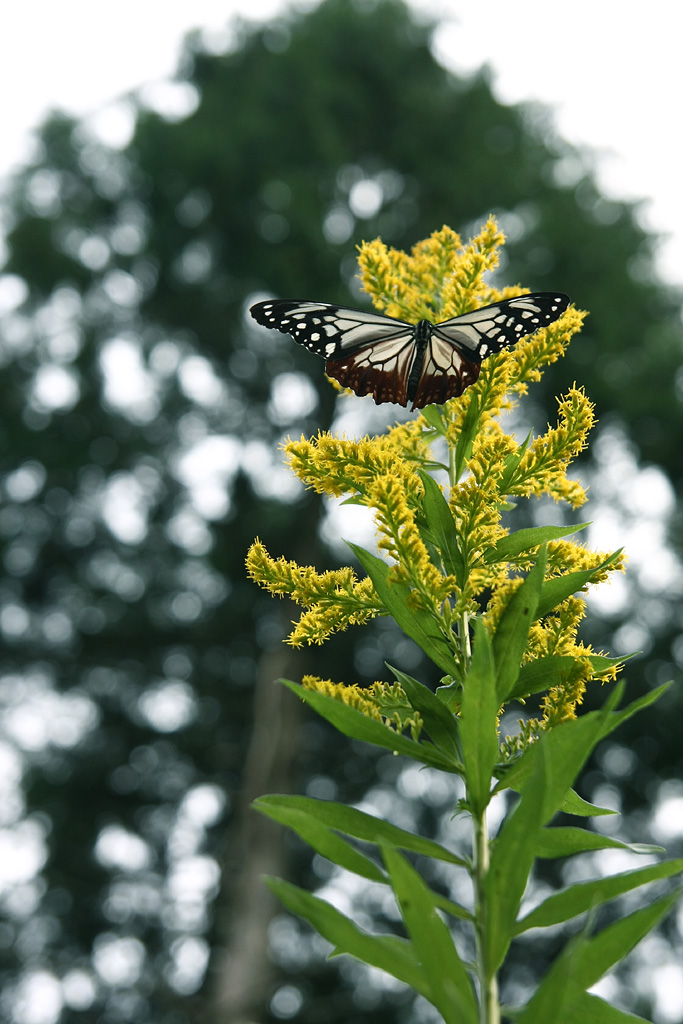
[250,293,570,409]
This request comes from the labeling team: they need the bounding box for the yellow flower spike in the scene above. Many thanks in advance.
[506,385,595,507]
[302,676,384,719]
[246,539,383,647]
[283,433,424,506]
[369,474,456,610]
[301,676,423,738]
[440,217,506,317]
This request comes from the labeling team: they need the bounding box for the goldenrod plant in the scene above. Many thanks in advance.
[246,221,682,1024]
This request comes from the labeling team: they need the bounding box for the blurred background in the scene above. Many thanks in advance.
[0,2,682,1022]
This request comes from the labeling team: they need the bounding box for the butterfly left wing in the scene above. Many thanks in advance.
[250,299,413,356]
[250,299,419,405]
[432,293,571,361]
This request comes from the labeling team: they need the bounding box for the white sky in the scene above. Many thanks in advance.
[0,0,682,288]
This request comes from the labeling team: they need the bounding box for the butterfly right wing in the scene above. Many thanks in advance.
[409,336,482,408]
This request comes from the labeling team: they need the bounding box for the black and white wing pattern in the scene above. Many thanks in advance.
[250,293,570,410]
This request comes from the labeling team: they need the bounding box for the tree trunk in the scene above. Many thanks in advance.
[204,643,303,1023]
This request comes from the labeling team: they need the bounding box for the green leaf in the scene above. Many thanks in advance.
[510,653,628,702]
[560,789,618,817]
[266,877,428,995]
[254,799,386,882]
[537,826,663,859]
[348,542,459,676]
[516,889,683,1024]
[486,522,590,564]
[254,794,467,866]
[497,430,532,494]
[421,404,446,432]
[453,392,480,480]
[492,546,546,702]
[486,744,547,972]
[561,991,655,1023]
[281,680,460,771]
[435,677,463,712]
[388,664,462,762]
[418,470,464,580]
[460,622,499,813]
[382,845,478,1024]
[496,685,623,810]
[596,681,672,743]
[536,550,623,619]
[569,888,683,987]
[516,859,683,932]
[432,891,474,922]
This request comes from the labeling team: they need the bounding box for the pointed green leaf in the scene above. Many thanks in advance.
[486,522,590,564]
[418,470,465,580]
[561,991,655,1023]
[492,546,546,702]
[515,926,589,1024]
[596,681,671,742]
[382,845,478,1024]
[388,664,462,762]
[460,622,499,813]
[560,789,618,817]
[517,889,683,1024]
[569,888,683,988]
[537,826,663,859]
[421,404,446,432]
[496,685,624,810]
[516,859,683,933]
[254,800,386,882]
[536,550,623,619]
[497,430,532,494]
[432,891,474,922]
[486,745,547,972]
[266,877,428,994]
[510,653,628,702]
[348,542,459,676]
[435,677,463,712]
[453,392,480,480]
[281,680,459,771]
[254,794,467,866]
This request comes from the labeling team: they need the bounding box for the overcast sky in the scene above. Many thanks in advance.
[1,1,682,289]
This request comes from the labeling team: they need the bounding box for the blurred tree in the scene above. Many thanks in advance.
[0,1,681,1022]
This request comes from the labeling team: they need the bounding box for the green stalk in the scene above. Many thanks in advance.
[473,805,500,1024]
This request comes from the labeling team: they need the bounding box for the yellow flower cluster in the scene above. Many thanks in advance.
[357,219,505,323]
[369,473,457,610]
[283,433,423,505]
[245,539,382,646]
[302,676,423,740]
[508,387,596,507]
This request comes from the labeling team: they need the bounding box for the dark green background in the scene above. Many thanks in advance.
[0,1,681,1021]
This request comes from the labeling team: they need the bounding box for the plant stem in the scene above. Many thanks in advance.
[473,805,500,1024]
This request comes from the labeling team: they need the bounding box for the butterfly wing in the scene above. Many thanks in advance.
[250,299,419,406]
[432,293,571,361]
[409,337,482,408]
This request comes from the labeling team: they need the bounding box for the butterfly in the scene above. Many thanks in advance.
[250,292,571,410]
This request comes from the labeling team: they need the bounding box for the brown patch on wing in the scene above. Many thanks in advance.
[411,346,481,409]
[325,336,415,407]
